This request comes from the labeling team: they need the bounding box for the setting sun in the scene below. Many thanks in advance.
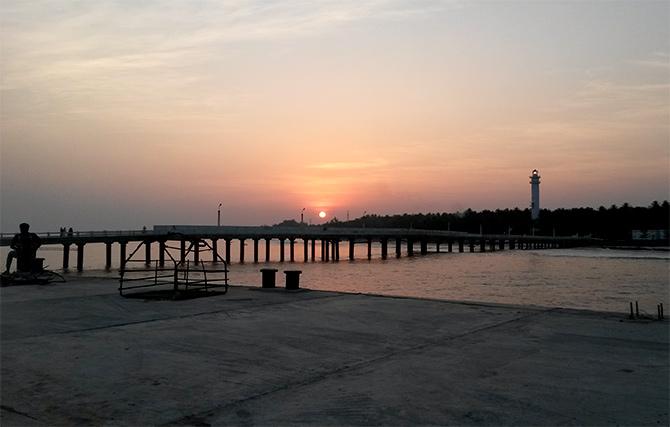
[318,211,327,219]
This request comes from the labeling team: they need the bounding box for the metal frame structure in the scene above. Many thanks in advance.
[119,236,228,298]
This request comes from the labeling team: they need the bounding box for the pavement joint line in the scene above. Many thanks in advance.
[163,308,556,426]
[2,293,348,341]
[0,404,41,422]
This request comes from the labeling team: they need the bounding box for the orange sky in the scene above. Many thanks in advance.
[1,1,668,230]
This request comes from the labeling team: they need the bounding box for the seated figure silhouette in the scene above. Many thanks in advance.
[5,223,42,273]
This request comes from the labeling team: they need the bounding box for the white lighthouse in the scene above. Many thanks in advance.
[530,169,540,220]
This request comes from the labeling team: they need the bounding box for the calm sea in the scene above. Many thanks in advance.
[3,241,669,313]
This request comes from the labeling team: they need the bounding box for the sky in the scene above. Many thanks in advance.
[1,0,669,231]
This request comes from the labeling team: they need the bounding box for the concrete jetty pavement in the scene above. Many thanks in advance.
[1,277,668,426]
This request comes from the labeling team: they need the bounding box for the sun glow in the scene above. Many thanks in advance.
[318,211,327,218]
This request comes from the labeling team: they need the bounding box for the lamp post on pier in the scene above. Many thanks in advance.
[301,207,305,224]
[217,203,222,227]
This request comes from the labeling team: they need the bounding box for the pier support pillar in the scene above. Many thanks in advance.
[193,241,200,265]
[265,239,271,262]
[212,239,218,262]
[105,242,112,270]
[469,240,474,252]
[420,240,428,255]
[239,239,245,263]
[407,239,414,256]
[436,242,441,253]
[180,240,186,263]
[349,239,355,260]
[63,243,71,270]
[489,240,496,252]
[120,242,127,270]
[458,239,464,253]
[448,240,453,253]
[324,240,330,262]
[396,238,402,258]
[509,240,515,250]
[303,238,309,262]
[499,239,505,250]
[311,239,316,261]
[145,241,152,266]
[334,240,340,261]
[253,239,259,263]
[321,240,325,261]
[279,239,285,262]
[367,238,372,260]
[76,243,84,272]
[289,238,295,262]
[480,240,486,252]
[159,241,166,266]
[381,238,388,259]
[225,239,231,263]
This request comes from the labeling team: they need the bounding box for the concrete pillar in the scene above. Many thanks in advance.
[311,239,316,261]
[349,239,355,260]
[225,239,231,263]
[63,243,70,270]
[105,242,112,269]
[321,240,325,261]
[469,240,475,252]
[407,239,414,256]
[265,238,271,262]
[76,243,84,272]
[499,239,505,250]
[239,239,245,263]
[211,239,218,262]
[180,240,186,263]
[279,239,285,262]
[396,238,402,258]
[420,240,428,255]
[480,239,486,252]
[303,238,309,262]
[509,239,515,250]
[381,238,388,259]
[145,241,152,266]
[324,240,330,262]
[436,242,441,253]
[193,241,200,265]
[334,240,340,261]
[253,239,259,263]
[120,242,127,270]
[448,240,453,253]
[289,238,295,262]
[458,239,464,253]
[367,238,372,260]
[489,240,496,252]
[159,241,166,266]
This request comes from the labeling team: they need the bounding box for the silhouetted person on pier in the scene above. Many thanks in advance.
[5,223,41,273]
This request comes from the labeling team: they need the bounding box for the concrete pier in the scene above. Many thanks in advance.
[0,277,667,426]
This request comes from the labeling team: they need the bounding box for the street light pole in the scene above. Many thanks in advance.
[301,207,305,224]
[217,203,222,227]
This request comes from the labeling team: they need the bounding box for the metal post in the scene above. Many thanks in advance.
[193,241,200,265]
[180,240,186,263]
[367,238,372,260]
[225,239,231,264]
[120,242,127,270]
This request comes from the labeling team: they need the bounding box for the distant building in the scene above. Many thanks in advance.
[631,229,668,241]
[530,169,540,221]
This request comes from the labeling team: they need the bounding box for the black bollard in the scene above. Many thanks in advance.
[284,270,302,290]
[260,268,278,288]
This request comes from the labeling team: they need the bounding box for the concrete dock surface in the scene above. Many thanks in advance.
[1,277,668,426]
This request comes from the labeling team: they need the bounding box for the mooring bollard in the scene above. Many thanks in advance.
[284,270,302,290]
[260,268,278,289]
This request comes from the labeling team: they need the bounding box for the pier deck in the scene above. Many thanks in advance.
[1,277,668,426]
